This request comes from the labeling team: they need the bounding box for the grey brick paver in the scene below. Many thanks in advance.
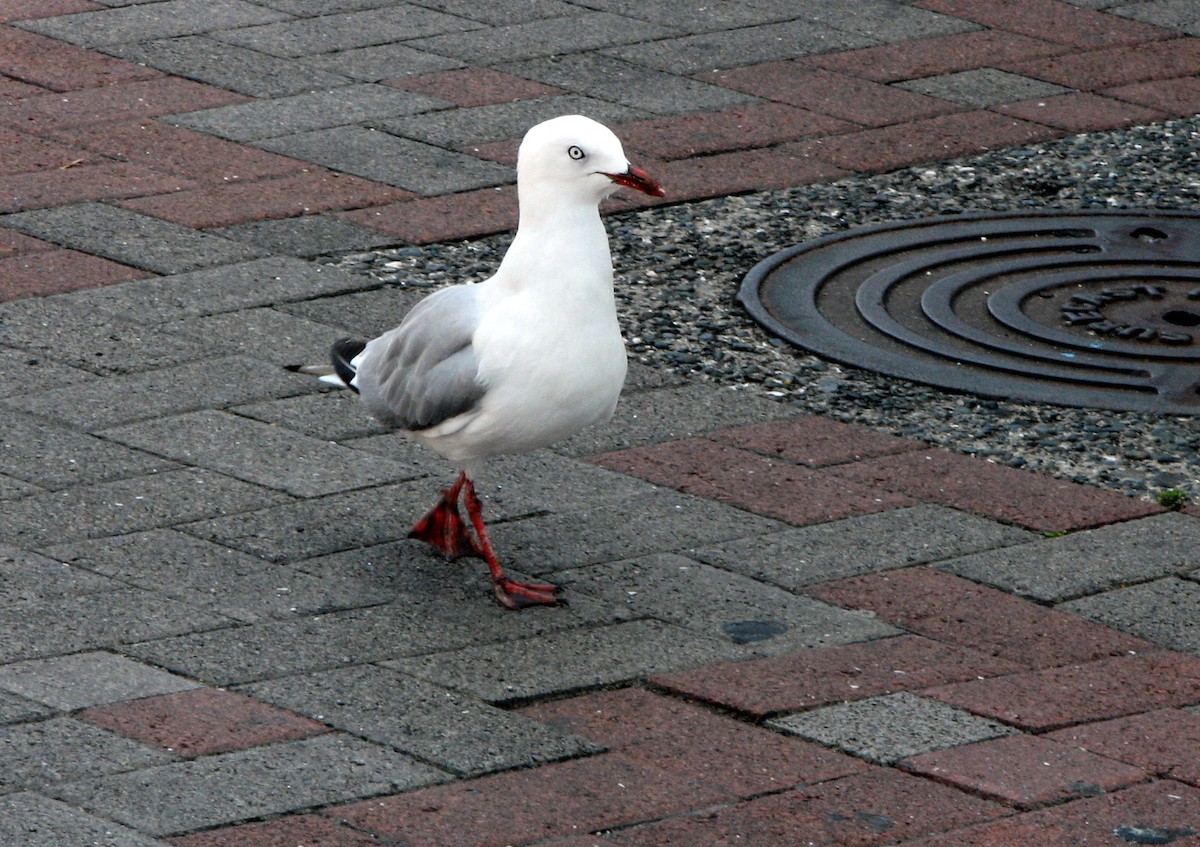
[15,0,290,47]
[0,795,168,847]
[0,651,201,711]
[1061,576,1200,654]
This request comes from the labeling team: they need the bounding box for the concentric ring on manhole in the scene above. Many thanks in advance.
[738,210,1200,414]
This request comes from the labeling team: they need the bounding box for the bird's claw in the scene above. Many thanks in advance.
[493,577,564,610]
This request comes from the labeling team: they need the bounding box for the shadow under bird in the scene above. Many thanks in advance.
[301,114,665,609]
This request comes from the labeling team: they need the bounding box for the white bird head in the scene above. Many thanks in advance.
[516,115,665,206]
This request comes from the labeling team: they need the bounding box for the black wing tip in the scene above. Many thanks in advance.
[331,337,367,393]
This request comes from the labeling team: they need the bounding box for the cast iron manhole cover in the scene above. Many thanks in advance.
[739,210,1200,414]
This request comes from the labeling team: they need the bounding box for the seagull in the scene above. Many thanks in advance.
[316,115,664,609]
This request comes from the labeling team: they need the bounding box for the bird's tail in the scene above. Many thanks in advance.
[286,337,367,392]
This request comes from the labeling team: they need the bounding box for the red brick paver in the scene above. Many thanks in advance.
[900,733,1148,807]
[1002,36,1200,90]
[78,687,329,758]
[519,687,867,796]
[923,651,1200,731]
[591,437,913,526]
[708,416,923,468]
[1107,76,1200,115]
[0,248,155,301]
[337,185,518,245]
[916,0,1174,50]
[995,92,1167,133]
[167,814,377,847]
[652,635,1023,718]
[1047,708,1200,787]
[825,447,1163,532]
[806,566,1155,669]
[0,26,160,91]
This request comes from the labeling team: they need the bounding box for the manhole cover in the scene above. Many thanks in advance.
[738,210,1200,414]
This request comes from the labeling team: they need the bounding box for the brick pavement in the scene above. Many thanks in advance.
[2,1,1200,845]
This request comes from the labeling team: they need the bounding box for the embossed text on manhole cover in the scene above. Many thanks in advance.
[738,210,1200,414]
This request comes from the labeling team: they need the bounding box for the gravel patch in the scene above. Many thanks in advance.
[321,117,1200,503]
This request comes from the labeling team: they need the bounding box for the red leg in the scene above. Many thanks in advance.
[462,476,562,609]
[408,471,482,560]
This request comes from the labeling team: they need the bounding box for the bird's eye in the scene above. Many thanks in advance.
[568,145,585,160]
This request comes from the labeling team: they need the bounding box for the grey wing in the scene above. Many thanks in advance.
[356,285,486,430]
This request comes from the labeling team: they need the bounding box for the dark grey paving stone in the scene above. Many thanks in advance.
[256,126,514,194]
[1,204,268,274]
[211,215,396,256]
[0,717,174,795]
[407,0,579,26]
[232,390,390,442]
[405,11,678,64]
[555,553,899,656]
[0,794,167,847]
[0,467,291,548]
[896,69,1073,107]
[768,692,1017,765]
[604,18,877,75]
[5,356,316,431]
[1060,577,1200,655]
[168,85,447,142]
[0,296,218,377]
[579,0,797,29]
[299,42,463,80]
[0,544,119,606]
[0,473,39,500]
[1113,0,1200,33]
[378,95,651,148]
[100,409,421,497]
[487,490,790,576]
[109,35,354,97]
[938,512,1200,602]
[61,256,373,324]
[690,504,1036,590]
[14,0,290,46]
[50,733,448,837]
[45,529,390,623]
[213,4,480,57]
[256,0,397,15]
[274,284,428,337]
[242,665,602,776]
[385,618,743,703]
[125,562,622,685]
[178,479,440,562]
[798,0,980,41]
[0,692,53,725]
[553,384,801,457]
[497,53,758,116]
[0,347,96,399]
[164,307,358,368]
[0,651,200,711]
[0,409,177,490]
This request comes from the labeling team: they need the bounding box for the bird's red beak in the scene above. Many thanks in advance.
[604,164,666,197]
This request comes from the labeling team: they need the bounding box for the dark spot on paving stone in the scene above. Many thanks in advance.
[1114,825,1198,844]
[1071,781,1106,797]
[854,811,893,832]
[722,620,788,643]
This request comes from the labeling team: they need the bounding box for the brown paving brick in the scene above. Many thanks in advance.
[118,171,413,229]
[45,120,311,184]
[614,767,1007,847]
[707,416,923,468]
[916,0,1174,50]
[698,65,960,126]
[808,30,1069,83]
[1004,36,1200,90]
[643,146,851,204]
[807,567,1155,669]
[0,27,161,91]
[0,75,47,100]
[0,0,100,21]
[994,92,1167,132]
[519,687,867,796]
[651,634,1024,718]
[167,814,378,847]
[1107,76,1200,115]
[1047,708,1200,787]
[825,447,1163,532]
[923,651,1200,732]
[786,110,1058,174]
[384,67,563,107]
[900,733,1147,808]
[615,103,856,161]
[590,437,913,526]
[337,185,518,244]
[0,160,194,213]
[0,77,248,132]
[0,125,103,175]
[893,779,1200,846]
[0,248,155,301]
[78,687,328,758]
[327,752,732,847]
[0,228,54,257]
